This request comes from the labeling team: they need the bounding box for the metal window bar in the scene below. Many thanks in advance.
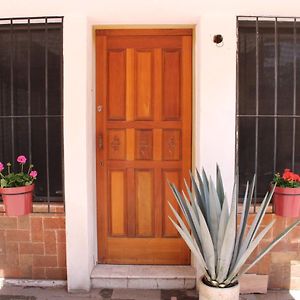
[27,19,32,164]
[274,17,278,181]
[10,20,15,161]
[0,16,64,213]
[237,16,300,213]
[45,18,50,213]
[254,17,259,213]
[59,21,65,214]
[292,19,297,171]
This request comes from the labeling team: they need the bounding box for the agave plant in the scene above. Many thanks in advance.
[168,166,300,288]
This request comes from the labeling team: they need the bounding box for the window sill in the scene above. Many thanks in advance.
[0,202,65,214]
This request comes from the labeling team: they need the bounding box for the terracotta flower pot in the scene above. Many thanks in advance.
[273,186,300,218]
[0,184,34,216]
[199,278,240,300]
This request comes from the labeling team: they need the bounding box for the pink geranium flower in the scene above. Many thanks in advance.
[17,155,27,164]
[0,157,37,188]
[30,170,38,178]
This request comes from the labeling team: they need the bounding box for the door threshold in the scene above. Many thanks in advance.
[91,265,196,289]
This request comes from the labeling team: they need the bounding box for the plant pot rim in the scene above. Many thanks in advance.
[273,185,300,194]
[0,184,34,195]
[200,277,239,289]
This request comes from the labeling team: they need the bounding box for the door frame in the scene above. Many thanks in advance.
[94,25,196,263]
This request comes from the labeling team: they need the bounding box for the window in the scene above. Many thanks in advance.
[237,16,300,203]
[0,17,64,206]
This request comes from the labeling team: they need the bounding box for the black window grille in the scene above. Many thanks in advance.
[0,17,64,211]
[237,16,300,211]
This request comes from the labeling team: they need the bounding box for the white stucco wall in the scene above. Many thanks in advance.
[63,15,96,291]
[1,0,300,291]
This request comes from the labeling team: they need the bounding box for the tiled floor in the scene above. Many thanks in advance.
[0,287,300,300]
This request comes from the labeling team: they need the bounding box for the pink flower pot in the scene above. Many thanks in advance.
[273,186,300,218]
[0,184,34,216]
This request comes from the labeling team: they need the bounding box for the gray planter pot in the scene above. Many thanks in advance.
[199,279,240,300]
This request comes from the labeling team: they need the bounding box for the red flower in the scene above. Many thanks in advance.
[274,168,300,187]
[282,169,300,182]
[283,171,293,180]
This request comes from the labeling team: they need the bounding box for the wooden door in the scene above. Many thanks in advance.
[96,29,192,264]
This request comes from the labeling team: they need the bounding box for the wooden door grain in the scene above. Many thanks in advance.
[96,29,192,264]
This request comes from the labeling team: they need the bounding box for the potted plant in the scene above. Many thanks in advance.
[272,169,300,218]
[0,155,38,216]
[168,166,300,300]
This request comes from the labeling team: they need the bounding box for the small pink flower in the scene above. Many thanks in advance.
[30,170,38,178]
[0,162,4,172]
[17,155,27,164]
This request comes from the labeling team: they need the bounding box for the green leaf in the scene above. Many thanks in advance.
[0,178,7,188]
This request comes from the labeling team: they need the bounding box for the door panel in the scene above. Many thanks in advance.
[96,29,192,264]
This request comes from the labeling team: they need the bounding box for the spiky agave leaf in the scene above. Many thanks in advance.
[169,217,209,277]
[167,201,203,261]
[199,169,210,219]
[237,219,300,279]
[169,183,202,250]
[230,176,255,271]
[217,194,229,259]
[194,204,216,279]
[184,179,199,222]
[195,169,209,221]
[208,178,221,256]
[225,219,276,285]
[168,167,300,288]
[237,186,275,263]
[189,171,206,218]
[216,164,225,208]
[216,184,237,283]
[170,192,217,280]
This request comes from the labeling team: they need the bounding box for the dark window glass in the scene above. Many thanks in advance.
[238,117,255,195]
[257,117,274,196]
[238,26,256,115]
[258,27,275,115]
[277,25,294,115]
[30,29,46,115]
[238,18,300,200]
[0,18,63,203]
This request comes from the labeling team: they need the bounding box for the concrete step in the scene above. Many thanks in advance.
[91,265,196,290]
